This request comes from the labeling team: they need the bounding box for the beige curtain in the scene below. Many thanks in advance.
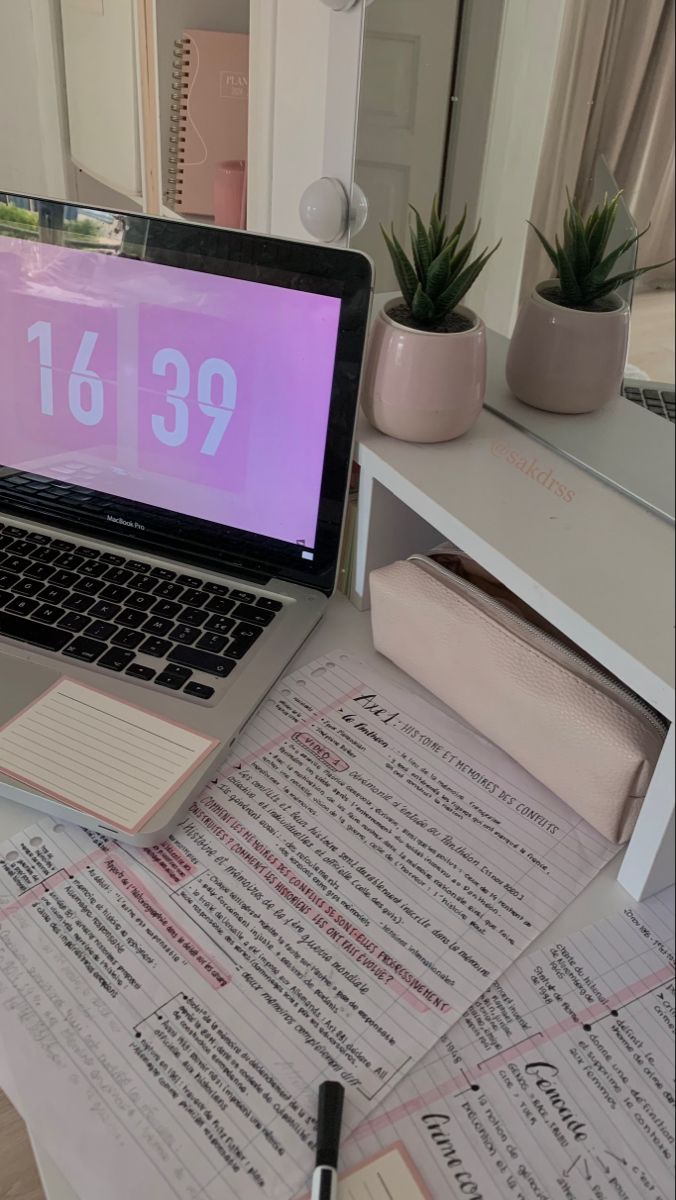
[521,0,675,301]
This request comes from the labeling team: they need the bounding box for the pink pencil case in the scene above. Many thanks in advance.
[370,546,666,843]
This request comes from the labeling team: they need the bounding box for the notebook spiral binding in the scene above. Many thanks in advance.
[166,37,191,207]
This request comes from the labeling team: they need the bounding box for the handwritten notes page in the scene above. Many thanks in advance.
[0,678,217,832]
[345,888,675,1200]
[0,655,615,1200]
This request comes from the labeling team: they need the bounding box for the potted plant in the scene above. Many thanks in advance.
[506,192,674,414]
[362,197,500,442]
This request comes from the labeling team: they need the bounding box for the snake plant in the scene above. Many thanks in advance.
[529,191,674,310]
[382,195,500,330]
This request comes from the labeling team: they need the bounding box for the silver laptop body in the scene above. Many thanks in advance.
[0,197,372,844]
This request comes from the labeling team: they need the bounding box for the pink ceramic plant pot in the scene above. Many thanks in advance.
[362,299,486,443]
[506,283,630,414]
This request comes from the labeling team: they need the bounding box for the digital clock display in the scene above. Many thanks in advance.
[0,235,341,549]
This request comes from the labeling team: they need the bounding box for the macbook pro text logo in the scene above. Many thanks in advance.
[106,514,145,531]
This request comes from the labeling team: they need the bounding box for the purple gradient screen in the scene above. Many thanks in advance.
[0,236,341,549]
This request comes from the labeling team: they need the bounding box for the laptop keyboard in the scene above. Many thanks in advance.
[623,383,675,422]
[0,522,282,702]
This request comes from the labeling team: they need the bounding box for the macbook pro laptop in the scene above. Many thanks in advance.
[0,196,372,844]
[487,157,675,523]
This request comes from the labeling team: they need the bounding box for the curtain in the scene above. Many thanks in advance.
[521,0,675,301]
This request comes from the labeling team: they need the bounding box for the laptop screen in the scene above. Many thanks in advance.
[0,201,371,592]
[0,232,340,554]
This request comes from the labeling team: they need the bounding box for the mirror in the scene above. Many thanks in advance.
[353,0,674,519]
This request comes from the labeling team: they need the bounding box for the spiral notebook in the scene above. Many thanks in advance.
[168,29,249,219]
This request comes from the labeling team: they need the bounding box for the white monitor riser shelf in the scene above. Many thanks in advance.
[353,299,675,905]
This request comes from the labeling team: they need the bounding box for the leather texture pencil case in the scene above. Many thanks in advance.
[370,546,666,843]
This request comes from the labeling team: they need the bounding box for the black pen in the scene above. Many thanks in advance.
[312,1080,345,1200]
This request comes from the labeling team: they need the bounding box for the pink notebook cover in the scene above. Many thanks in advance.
[174,29,249,218]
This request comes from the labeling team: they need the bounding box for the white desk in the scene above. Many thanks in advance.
[0,596,630,1200]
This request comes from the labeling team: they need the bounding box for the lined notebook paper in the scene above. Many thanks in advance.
[0,679,217,832]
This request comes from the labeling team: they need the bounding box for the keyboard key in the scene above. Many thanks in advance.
[177,574,202,588]
[0,570,19,590]
[99,647,136,672]
[51,569,79,588]
[80,559,108,578]
[226,624,263,659]
[154,581,182,600]
[63,592,94,613]
[88,620,117,641]
[112,627,145,649]
[643,389,661,401]
[100,551,125,565]
[99,584,131,604]
[73,575,105,596]
[6,595,39,617]
[34,604,65,625]
[126,663,155,681]
[203,581,229,596]
[0,589,9,608]
[117,607,146,629]
[196,632,227,653]
[4,555,29,573]
[180,606,207,627]
[11,541,37,556]
[256,597,283,612]
[171,623,200,645]
[205,596,235,616]
[0,610,72,651]
[167,645,236,678]
[180,588,208,607]
[144,615,173,637]
[88,599,120,621]
[24,562,54,582]
[154,670,184,690]
[76,546,100,559]
[231,603,274,627]
[4,526,29,537]
[63,636,107,663]
[55,552,85,571]
[152,599,181,619]
[51,539,75,551]
[58,611,91,634]
[129,574,156,593]
[203,614,235,636]
[150,566,175,580]
[140,636,172,658]
[103,566,133,585]
[39,584,68,605]
[14,577,44,597]
[127,591,156,612]
[229,589,255,603]
[28,545,59,563]
[126,560,150,573]
[184,682,215,700]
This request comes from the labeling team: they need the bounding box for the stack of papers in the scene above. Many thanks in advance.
[0,655,665,1199]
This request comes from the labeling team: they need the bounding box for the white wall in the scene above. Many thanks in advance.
[457,0,568,336]
[0,1,70,199]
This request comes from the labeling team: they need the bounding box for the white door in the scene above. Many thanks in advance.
[352,0,460,289]
[248,0,366,243]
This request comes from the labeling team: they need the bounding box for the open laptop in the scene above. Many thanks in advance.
[0,196,372,844]
[487,157,675,523]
